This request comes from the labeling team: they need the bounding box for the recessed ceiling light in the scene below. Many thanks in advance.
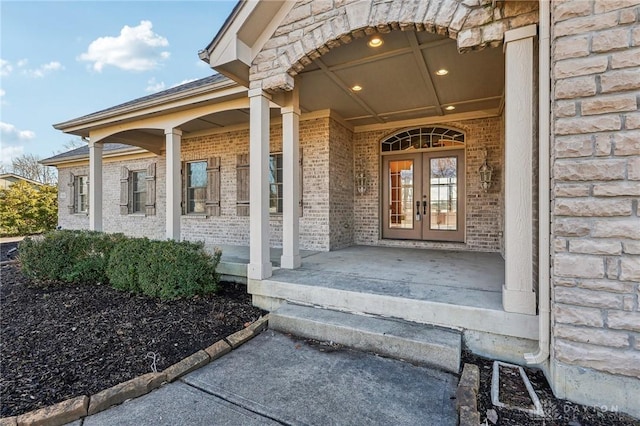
[435,69,449,76]
[351,85,363,92]
[445,105,456,111]
[368,36,383,48]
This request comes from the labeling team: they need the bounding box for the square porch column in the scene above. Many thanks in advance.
[503,24,537,315]
[165,128,182,241]
[88,140,103,231]
[248,89,273,280]
[281,87,301,269]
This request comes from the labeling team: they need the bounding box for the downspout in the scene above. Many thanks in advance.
[525,0,551,365]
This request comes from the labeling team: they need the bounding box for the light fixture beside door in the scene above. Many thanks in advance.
[478,148,493,192]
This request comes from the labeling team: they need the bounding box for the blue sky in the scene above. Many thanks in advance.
[0,0,237,169]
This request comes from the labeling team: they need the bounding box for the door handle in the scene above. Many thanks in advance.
[422,201,427,215]
[415,201,421,221]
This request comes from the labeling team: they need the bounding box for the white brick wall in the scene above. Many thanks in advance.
[58,156,166,239]
[550,0,640,379]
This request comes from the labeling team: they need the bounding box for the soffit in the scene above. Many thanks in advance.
[297,30,505,127]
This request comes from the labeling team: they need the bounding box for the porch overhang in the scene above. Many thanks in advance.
[199,1,295,87]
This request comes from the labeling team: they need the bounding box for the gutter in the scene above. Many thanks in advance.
[40,147,149,167]
[53,77,238,131]
[525,0,551,365]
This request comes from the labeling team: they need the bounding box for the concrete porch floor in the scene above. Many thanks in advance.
[218,245,539,360]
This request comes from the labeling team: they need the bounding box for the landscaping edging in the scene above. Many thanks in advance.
[457,363,481,426]
[0,315,269,426]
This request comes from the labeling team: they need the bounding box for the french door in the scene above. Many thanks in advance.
[382,150,465,242]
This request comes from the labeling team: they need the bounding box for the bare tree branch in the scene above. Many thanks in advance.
[11,154,57,184]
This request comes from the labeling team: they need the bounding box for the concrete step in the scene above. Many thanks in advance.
[249,270,539,340]
[270,302,462,373]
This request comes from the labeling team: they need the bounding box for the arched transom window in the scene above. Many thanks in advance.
[381,127,465,152]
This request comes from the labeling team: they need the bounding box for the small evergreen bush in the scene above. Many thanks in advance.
[20,230,221,300]
[105,237,149,293]
[106,238,221,300]
[19,230,126,284]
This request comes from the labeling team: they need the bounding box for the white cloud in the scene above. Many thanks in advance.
[0,89,5,97]
[0,122,36,142]
[23,61,65,78]
[0,145,24,168]
[145,77,165,93]
[16,59,28,68]
[78,20,170,72]
[0,59,13,77]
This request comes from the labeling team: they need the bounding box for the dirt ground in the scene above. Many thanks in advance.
[0,260,264,418]
[462,350,639,426]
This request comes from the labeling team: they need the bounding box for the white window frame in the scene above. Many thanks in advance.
[130,170,147,214]
[76,175,88,214]
[186,160,208,214]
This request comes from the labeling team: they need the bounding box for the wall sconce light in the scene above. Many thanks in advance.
[478,148,493,192]
[356,171,368,195]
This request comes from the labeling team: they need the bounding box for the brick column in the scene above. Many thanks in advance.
[88,140,103,231]
[248,89,273,280]
[503,24,537,315]
[281,86,301,269]
[165,128,182,240]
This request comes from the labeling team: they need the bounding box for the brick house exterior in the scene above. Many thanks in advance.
[45,0,639,417]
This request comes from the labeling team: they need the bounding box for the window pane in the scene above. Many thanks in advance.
[430,157,457,231]
[388,160,414,229]
[187,162,207,213]
[189,187,206,213]
[132,171,147,213]
[269,154,283,214]
[77,176,88,213]
[188,162,207,187]
[133,171,146,192]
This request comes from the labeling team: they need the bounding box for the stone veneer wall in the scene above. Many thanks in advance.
[549,0,640,411]
[250,0,538,91]
[353,116,504,252]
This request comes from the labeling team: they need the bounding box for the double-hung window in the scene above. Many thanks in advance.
[131,170,147,213]
[119,163,156,215]
[76,175,88,213]
[186,161,207,214]
[236,151,302,216]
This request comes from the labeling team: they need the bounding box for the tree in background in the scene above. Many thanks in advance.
[0,180,57,237]
[11,153,57,185]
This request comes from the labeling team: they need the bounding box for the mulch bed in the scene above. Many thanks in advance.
[462,350,640,426]
[0,259,264,418]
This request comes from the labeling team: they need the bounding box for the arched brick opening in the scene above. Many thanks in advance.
[250,0,538,92]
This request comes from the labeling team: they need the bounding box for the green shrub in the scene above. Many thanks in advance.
[19,230,126,284]
[20,230,221,299]
[105,237,149,293]
[106,238,221,300]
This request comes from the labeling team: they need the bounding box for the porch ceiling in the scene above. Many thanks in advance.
[95,30,504,147]
[297,30,505,127]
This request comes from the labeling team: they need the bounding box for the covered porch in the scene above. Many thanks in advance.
[218,244,538,360]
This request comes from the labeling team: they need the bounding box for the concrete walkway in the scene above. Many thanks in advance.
[80,331,458,426]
